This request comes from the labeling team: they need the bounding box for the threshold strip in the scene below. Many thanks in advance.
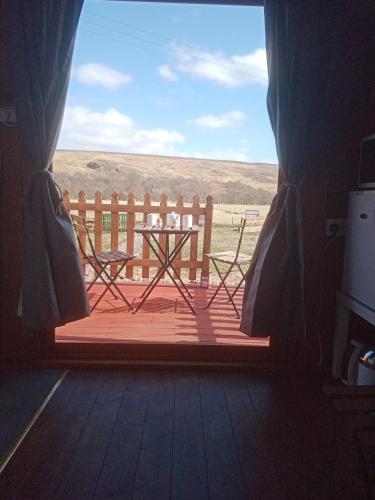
[0,369,70,476]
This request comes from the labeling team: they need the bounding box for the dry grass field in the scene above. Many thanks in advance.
[54,149,277,284]
[53,149,277,205]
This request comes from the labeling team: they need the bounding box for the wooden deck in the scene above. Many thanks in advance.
[56,283,269,348]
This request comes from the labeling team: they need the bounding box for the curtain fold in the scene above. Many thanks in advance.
[7,0,90,332]
[241,0,372,338]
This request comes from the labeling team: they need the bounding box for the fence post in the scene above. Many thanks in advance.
[94,191,102,253]
[110,192,119,277]
[63,190,70,213]
[201,195,213,287]
[189,194,200,282]
[174,194,184,278]
[78,190,87,273]
[159,193,168,279]
[126,192,135,279]
[142,192,151,279]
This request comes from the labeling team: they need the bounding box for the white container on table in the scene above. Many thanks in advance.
[147,213,159,226]
[182,215,193,229]
[166,212,180,227]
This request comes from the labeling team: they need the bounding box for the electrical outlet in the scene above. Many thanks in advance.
[326,218,346,236]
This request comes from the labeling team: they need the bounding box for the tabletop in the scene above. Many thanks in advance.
[135,224,199,235]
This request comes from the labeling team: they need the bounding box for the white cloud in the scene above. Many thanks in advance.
[73,63,132,89]
[189,110,245,129]
[58,106,184,156]
[179,147,249,162]
[152,96,173,108]
[170,43,268,87]
[157,65,178,82]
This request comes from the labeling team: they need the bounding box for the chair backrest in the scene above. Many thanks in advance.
[235,218,247,259]
[71,214,96,259]
[71,214,140,260]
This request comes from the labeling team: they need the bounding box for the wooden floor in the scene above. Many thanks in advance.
[56,283,269,347]
[0,370,353,499]
[0,369,62,459]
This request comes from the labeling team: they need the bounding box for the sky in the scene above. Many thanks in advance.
[58,0,278,164]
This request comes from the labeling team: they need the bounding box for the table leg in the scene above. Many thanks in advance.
[140,265,164,298]
[151,233,193,299]
[134,232,196,314]
[152,232,196,314]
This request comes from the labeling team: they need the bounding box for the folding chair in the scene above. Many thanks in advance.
[204,218,252,318]
[71,214,134,311]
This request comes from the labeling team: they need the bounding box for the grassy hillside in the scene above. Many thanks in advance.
[53,150,278,204]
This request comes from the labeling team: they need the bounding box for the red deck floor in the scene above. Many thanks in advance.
[56,283,269,347]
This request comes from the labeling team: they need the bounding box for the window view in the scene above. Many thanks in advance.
[54,1,277,346]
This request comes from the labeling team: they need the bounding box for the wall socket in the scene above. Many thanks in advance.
[326,218,346,236]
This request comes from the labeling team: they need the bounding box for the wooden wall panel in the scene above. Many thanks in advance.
[0,0,34,360]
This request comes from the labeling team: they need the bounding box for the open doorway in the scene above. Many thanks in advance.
[54,1,277,360]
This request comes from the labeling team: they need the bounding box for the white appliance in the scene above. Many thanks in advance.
[342,190,375,311]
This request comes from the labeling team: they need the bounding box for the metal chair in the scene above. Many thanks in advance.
[71,214,134,311]
[204,218,252,318]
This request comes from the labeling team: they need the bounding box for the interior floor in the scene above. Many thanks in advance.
[0,369,360,499]
[0,369,62,459]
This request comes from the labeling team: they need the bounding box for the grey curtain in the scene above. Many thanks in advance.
[241,0,372,338]
[7,0,90,332]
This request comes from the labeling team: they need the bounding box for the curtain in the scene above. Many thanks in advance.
[241,0,372,338]
[7,0,90,332]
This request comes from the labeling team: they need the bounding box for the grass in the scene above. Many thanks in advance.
[54,149,278,205]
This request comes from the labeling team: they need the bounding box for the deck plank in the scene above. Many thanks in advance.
[0,371,80,496]
[132,372,175,500]
[94,372,150,498]
[56,284,269,348]
[15,371,104,499]
[0,369,62,461]
[223,373,269,498]
[199,373,247,500]
[171,373,208,500]
[54,373,125,499]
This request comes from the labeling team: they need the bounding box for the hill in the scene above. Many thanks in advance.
[53,150,278,204]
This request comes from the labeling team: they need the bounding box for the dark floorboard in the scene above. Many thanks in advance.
[0,369,362,500]
[95,372,150,498]
[0,368,62,460]
[132,372,175,500]
[171,373,208,500]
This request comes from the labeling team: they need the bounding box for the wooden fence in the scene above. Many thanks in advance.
[63,191,213,286]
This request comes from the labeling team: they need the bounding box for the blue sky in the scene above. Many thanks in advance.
[58,0,278,163]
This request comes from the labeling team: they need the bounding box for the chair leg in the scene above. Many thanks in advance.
[87,261,117,300]
[90,262,133,311]
[228,264,248,299]
[203,261,224,309]
[99,262,133,310]
[90,265,114,311]
[204,260,240,318]
[217,263,241,318]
